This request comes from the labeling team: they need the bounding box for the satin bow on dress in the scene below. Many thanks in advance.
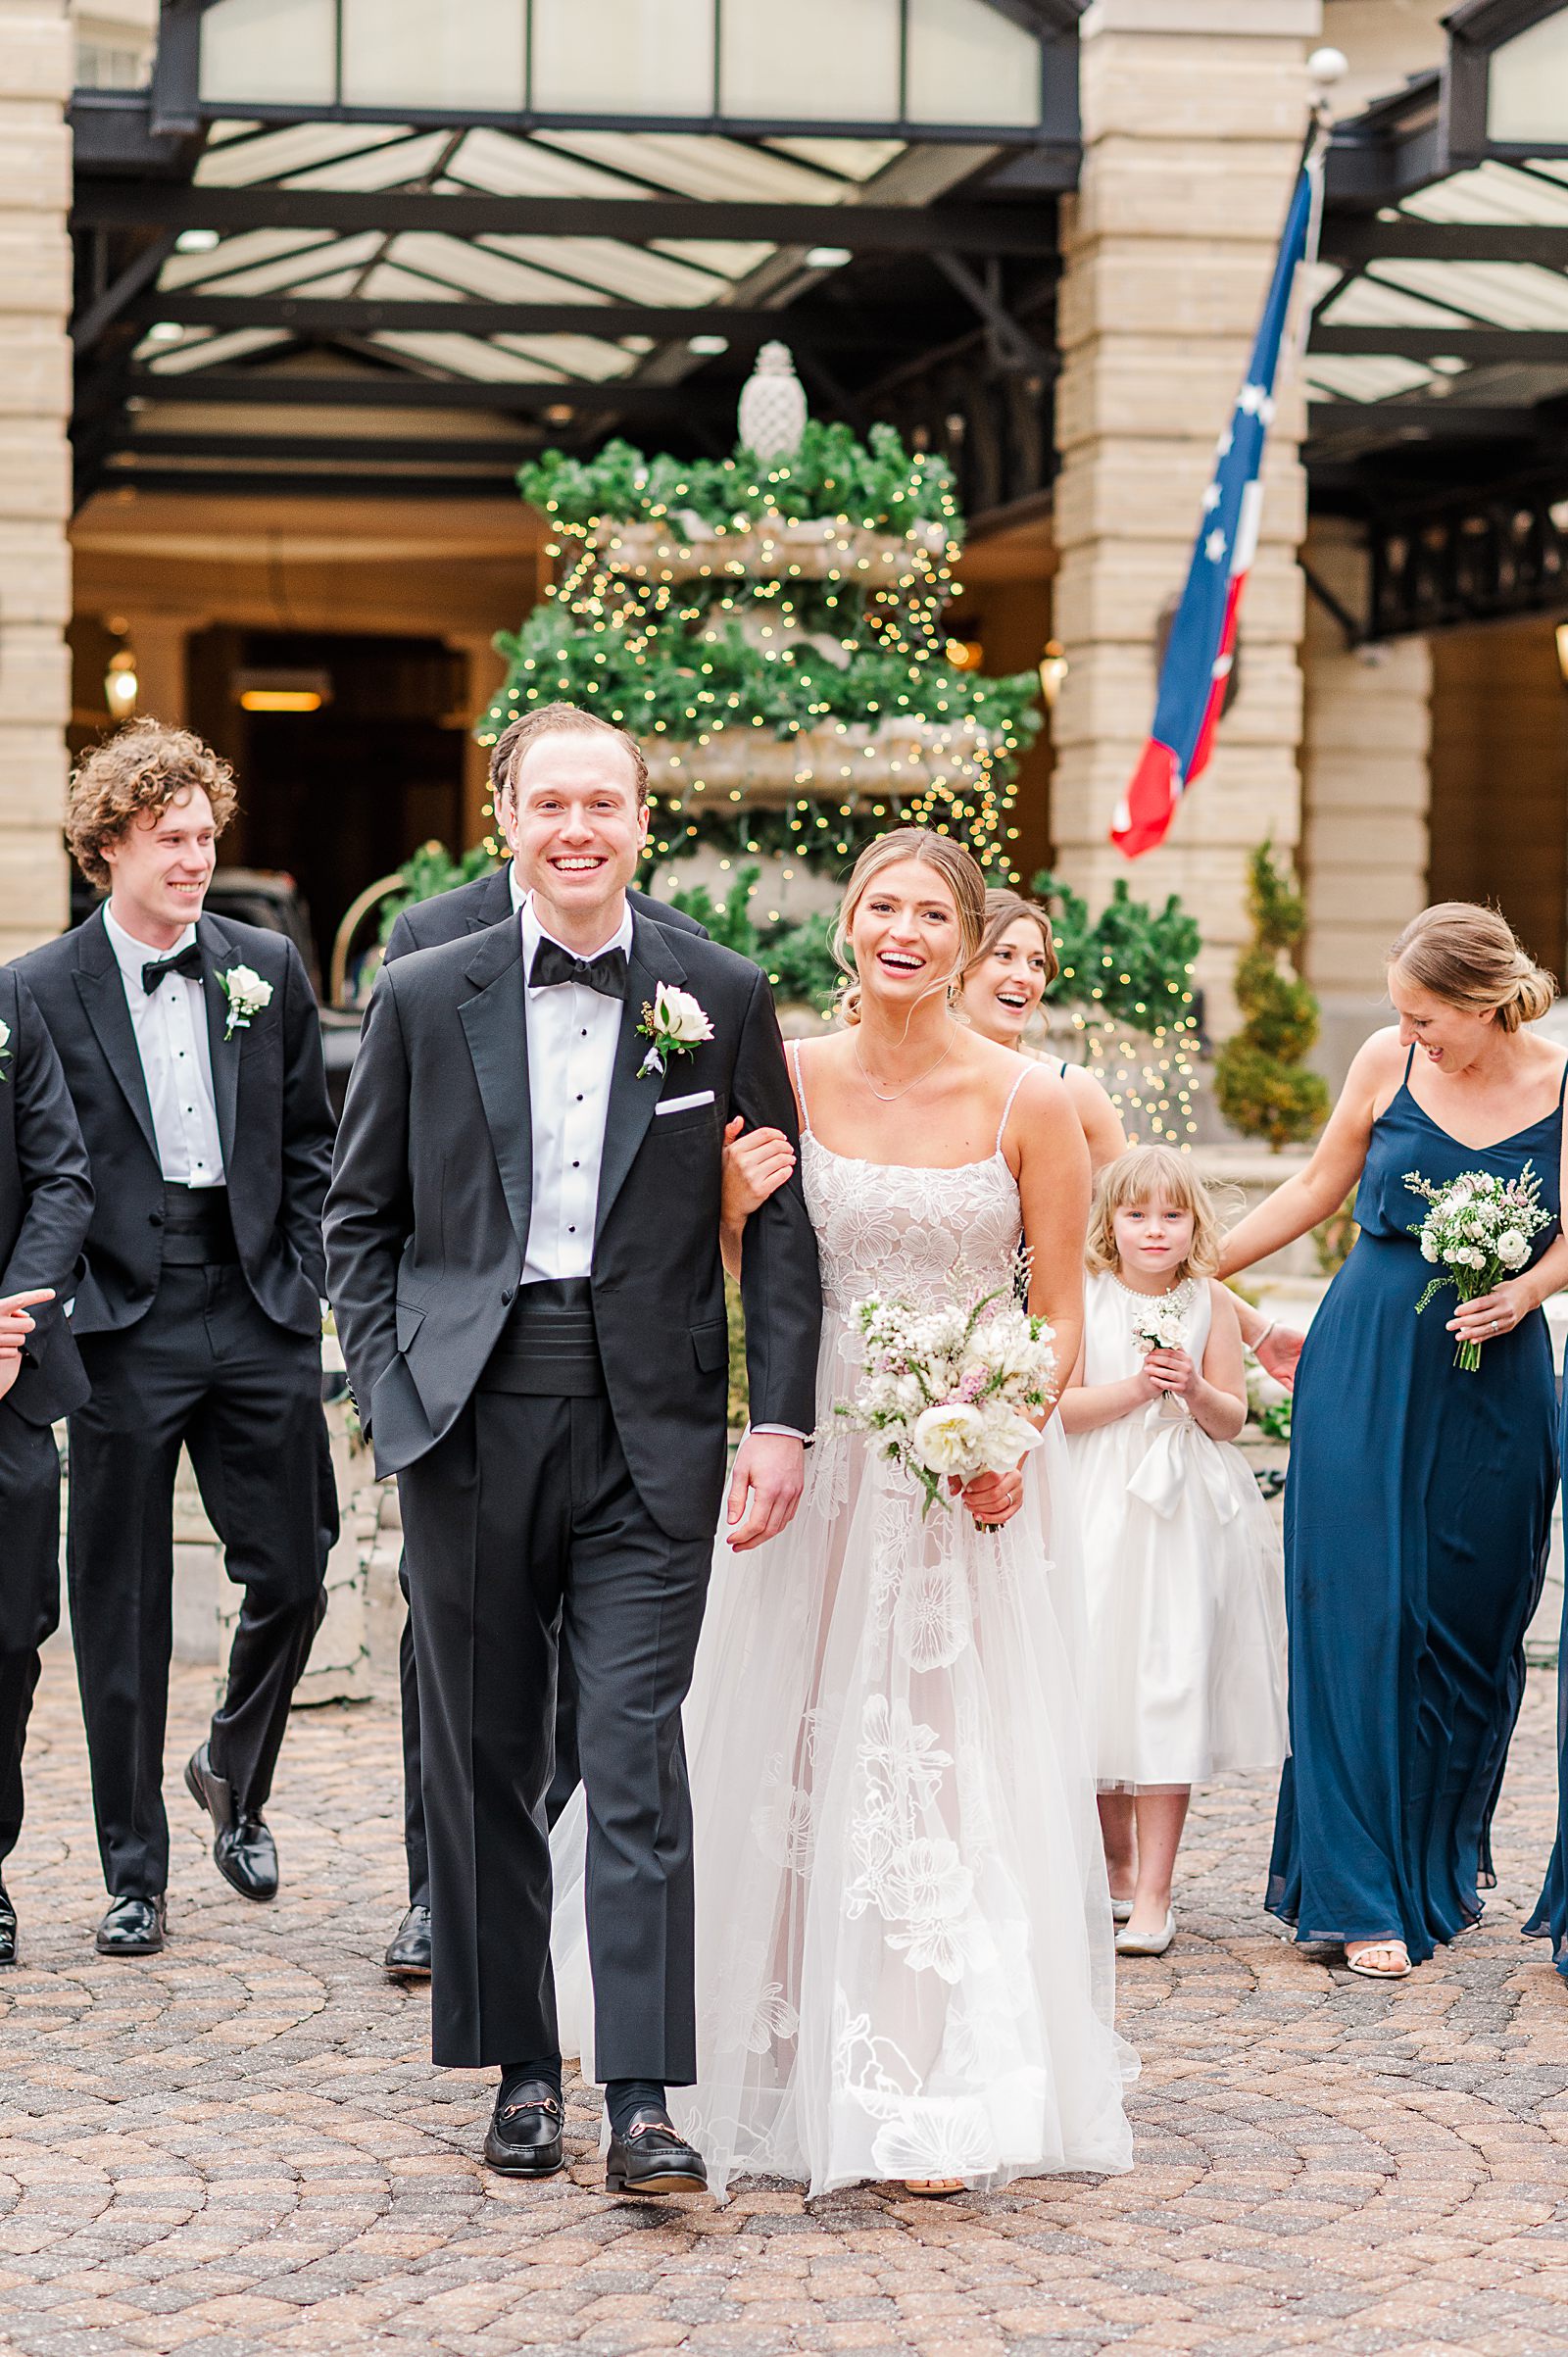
[1126,1402,1241,1524]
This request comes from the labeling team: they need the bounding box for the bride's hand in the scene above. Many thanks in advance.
[953,1465,1025,1527]
[722,1117,796,1226]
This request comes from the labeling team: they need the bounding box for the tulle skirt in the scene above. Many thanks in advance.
[552,1326,1136,2197]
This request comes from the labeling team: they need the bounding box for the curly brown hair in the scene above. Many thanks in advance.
[67,720,239,891]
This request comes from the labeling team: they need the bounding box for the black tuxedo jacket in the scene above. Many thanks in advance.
[15,906,335,1339]
[326,908,821,1540]
[0,968,93,1425]
[382,866,705,963]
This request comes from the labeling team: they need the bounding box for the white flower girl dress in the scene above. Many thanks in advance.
[1066,1271,1288,1792]
[553,1056,1135,2197]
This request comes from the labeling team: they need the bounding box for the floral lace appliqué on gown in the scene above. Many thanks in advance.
[553,1067,1135,2196]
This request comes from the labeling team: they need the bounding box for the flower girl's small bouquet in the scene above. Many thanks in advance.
[1126,1283,1195,1420]
[838,1287,1056,1527]
[1405,1161,1551,1370]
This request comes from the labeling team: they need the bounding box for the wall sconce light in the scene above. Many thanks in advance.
[1556,620,1568,687]
[105,646,138,718]
[1038,639,1069,709]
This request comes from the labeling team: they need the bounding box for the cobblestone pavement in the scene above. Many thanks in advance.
[4,1650,1568,2357]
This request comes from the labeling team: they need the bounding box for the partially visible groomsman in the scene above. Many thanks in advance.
[0,969,93,1963]
[373,707,707,1982]
[17,721,336,1956]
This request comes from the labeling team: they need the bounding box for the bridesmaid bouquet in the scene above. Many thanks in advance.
[838,1287,1056,1521]
[1405,1161,1551,1370]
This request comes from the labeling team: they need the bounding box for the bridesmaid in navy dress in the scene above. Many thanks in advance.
[1218,904,1566,1979]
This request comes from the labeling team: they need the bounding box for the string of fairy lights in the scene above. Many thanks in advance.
[476,454,1037,872]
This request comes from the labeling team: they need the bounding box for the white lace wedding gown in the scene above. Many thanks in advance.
[553,1063,1136,2196]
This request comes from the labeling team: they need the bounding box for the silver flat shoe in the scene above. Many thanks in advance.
[1115,1909,1175,1957]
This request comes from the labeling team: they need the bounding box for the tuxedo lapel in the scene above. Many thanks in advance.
[464,866,514,934]
[459,916,532,1257]
[197,913,241,1172]
[595,912,689,1242]
[72,907,160,1168]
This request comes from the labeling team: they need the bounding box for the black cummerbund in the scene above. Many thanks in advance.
[161,1181,238,1267]
[478,1275,605,1398]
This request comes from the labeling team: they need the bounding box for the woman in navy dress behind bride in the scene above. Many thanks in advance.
[1219,903,1566,1979]
[553,830,1135,2196]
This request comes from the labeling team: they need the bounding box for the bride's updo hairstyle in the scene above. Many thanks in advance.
[832,828,987,1027]
[1389,902,1556,1033]
[963,889,1059,987]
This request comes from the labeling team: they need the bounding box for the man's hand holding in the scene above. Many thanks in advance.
[725,1429,806,1551]
[0,1289,53,1403]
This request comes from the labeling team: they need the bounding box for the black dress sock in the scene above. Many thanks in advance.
[606,2077,666,2136]
[499,2056,562,2106]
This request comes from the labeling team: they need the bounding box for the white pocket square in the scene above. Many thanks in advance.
[656,1089,715,1115]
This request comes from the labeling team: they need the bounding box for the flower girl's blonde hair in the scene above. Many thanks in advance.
[1086,1145,1223,1282]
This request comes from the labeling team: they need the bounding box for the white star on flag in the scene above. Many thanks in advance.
[1201,482,1221,513]
[1260,395,1276,426]
[1216,427,1234,458]
[1204,528,1227,563]
[1239,382,1265,416]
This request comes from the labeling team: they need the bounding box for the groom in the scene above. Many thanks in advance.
[326,702,820,2189]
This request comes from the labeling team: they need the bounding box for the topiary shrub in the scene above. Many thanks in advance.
[1213,842,1330,1149]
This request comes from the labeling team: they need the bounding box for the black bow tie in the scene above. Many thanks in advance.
[141,943,203,994]
[529,940,627,1000]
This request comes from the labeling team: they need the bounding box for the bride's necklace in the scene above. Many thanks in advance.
[855,1029,957,1103]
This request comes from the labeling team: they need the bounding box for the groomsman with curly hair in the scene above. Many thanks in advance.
[15,721,336,1956]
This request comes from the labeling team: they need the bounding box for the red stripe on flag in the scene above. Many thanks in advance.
[1111,738,1181,859]
[1186,575,1246,788]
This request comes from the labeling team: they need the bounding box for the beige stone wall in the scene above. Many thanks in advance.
[0,1,73,960]
[1051,0,1320,1032]
[1298,516,1431,1076]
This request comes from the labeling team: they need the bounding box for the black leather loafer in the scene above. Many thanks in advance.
[95,1894,167,1956]
[482,2081,564,2178]
[0,1882,16,1966]
[384,1904,432,1981]
[606,2108,708,2196]
[185,1743,278,1902]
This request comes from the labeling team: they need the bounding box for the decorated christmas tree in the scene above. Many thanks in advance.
[477,345,1042,909]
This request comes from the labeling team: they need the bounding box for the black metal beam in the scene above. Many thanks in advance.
[109,431,533,466]
[72,183,1061,255]
[106,370,782,417]
[73,234,179,352]
[80,467,524,502]
[1305,401,1562,446]
[1321,219,1568,267]
[1310,324,1568,362]
[128,293,943,346]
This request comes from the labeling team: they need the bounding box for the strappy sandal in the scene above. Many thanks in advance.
[1344,1939,1411,1980]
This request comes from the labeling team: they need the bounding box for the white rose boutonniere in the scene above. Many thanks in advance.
[637,981,713,1078]
[218,963,273,1043]
[0,1016,10,1083]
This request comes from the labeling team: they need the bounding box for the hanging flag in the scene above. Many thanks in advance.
[1111,138,1324,859]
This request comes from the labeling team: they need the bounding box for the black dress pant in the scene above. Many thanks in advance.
[69,1264,330,1899]
[0,1405,61,1871]
[400,1386,710,2079]
[397,1561,579,1913]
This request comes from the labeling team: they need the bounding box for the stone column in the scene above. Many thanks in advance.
[1298,516,1431,1083]
[0,1,73,960]
[1052,0,1320,1030]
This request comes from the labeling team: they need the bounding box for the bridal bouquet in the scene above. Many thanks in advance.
[838,1287,1056,1521]
[1405,1161,1551,1370]
[1127,1283,1195,1419]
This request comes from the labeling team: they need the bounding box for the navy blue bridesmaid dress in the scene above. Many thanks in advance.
[1525,1385,1568,1973]
[1269,1047,1562,1964]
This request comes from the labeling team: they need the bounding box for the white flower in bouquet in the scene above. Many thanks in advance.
[1128,1295,1190,1355]
[838,1285,1057,1523]
[1404,1161,1553,1371]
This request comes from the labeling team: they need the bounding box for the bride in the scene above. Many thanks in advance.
[554,828,1135,2197]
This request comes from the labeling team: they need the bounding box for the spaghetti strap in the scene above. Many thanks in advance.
[1557,1052,1568,1111]
[787,1038,814,1137]
[996,1065,1031,1154]
[1402,1044,1417,1084]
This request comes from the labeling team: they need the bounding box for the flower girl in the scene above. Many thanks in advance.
[1060,1147,1288,1957]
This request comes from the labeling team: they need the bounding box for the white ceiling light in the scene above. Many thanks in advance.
[175,228,220,253]
[146,321,184,342]
[687,333,729,355]
[804,245,852,270]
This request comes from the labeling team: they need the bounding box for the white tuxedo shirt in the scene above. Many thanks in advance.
[103,904,225,1189]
